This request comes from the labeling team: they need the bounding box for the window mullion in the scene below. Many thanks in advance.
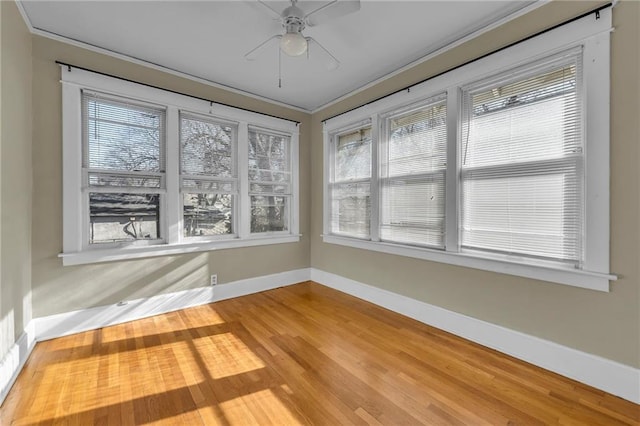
[237,122,250,239]
[445,87,460,253]
[165,106,181,245]
[370,116,380,242]
[322,125,332,236]
[290,129,300,236]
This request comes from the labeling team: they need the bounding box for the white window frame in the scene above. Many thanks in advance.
[323,9,615,291]
[61,68,299,266]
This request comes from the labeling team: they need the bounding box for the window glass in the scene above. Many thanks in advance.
[380,98,447,247]
[249,129,291,233]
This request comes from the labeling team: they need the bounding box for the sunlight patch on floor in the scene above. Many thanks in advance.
[193,332,265,379]
[219,388,303,425]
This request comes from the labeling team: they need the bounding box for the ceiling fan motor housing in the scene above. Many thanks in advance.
[282,4,306,34]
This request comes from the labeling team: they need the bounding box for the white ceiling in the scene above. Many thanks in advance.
[20,1,537,112]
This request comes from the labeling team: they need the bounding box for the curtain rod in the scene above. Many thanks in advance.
[322,2,612,124]
[55,61,301,126]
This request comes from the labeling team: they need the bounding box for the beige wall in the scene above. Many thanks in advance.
[31,37,311,317]
[311,1,640,368]
[1,1,33,360]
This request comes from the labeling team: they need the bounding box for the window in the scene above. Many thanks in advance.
[329,125,372,239]
[323,9,614,291]
[460,50,583,264]
[180,113,237,239]
[83,92,166,246]
[249,127,291,234]
[61,68,299,265]
[380,96,447,248]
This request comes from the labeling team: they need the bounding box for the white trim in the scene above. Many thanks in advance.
[322,235,613,291]
[35,268,311,342]
[238,122,250,239]
[583,30,611,272]
[61,83,83,253]
[0,322,36,405]
[59,234,301,266]
[310,268,640,404]
[165,106,181,245]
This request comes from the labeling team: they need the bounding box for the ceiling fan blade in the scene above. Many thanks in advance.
[305,0,360,27]
[244,35,281,61]
[306,37,340,71]
[254,0,282,20]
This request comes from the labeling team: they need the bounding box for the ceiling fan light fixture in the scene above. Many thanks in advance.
[280,32,307,57]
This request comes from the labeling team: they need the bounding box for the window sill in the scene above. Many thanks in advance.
[322,235,616,292]
[59,235,301,266]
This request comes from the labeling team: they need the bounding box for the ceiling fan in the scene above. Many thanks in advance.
[245,0,361,87]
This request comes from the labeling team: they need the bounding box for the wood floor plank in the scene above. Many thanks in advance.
[1,281,638,425]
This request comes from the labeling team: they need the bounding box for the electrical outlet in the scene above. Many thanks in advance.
[210,274,218,286]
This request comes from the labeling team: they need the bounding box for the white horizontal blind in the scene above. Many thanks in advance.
[82,91,166,244]
[248,127,291,233]
[179,113,237,237]
[330,126,372,239]
[380,95,447,247]
[460,49,584,263]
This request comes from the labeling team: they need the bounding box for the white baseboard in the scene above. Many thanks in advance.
[35,268,310,342]
[310,268,640,404]
[0,321,36,405]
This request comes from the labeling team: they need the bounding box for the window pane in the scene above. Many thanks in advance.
[331,182,370,239]
[89,193,159,244]
[462,63,580,168]
[249,129,291,234]
[461,171,580,260]
[251,195,288,233]
[180,115,234,178]
[380,175,445,247]
[83,93,164,173]
[461,52,583,263]
[381,98,447,247]
[388,103,446,176]
[335,127,371,181]
[183,193,233,237]
[249,130,289,175]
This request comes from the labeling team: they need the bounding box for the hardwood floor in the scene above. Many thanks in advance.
[1,281,638,425]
